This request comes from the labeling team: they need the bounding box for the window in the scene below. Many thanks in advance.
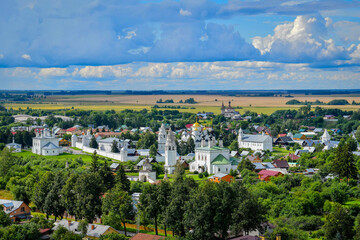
[21,207,25,212]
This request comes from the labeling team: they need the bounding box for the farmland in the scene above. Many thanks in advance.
[4,94,360,115]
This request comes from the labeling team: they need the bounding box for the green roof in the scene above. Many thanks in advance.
[230,157,240,166]
[196,146,228,151]
[211,154,230,165]
[293,133,304,138]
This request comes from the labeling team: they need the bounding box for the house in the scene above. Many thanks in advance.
[0,199,31,221]
[273,136,294,146]
[272,160,290,169]
[324,115,335,120]
[313,128,323,133]
[246,155,262,163]
[295,149,309,156]
[53,220,119,239]
[293,133,313,140]
[231,151,240,158]
[208,173,233,183]
[258,170,284,181]
[110,163,120,172]
[6,138,22,152]
[284,153,300,161]
[130,233,165,240]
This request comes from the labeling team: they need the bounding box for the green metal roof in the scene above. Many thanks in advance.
[230,157,240,166]
[211,154,230,165]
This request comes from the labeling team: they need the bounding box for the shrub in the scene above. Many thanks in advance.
[203,171,209,177]
[198,173,203,178]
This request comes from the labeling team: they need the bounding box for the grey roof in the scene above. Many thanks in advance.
[110,163,120,169]
[240,150,249,156]
[98,137,119,143]
[0,199,23,214]
[263,162,275,169]
[241,134,271,143]
[137,149,150,156]
[42,142,60,150]
[230,151,238,157]
[53,219,112,238]
[136,159,145,167]
[6,143,21,148]
[253,162,266,170]
[208,173,228,179]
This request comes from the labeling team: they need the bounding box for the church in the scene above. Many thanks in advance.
[237,128,273,151]
[189,136,239,174]
[221,101,239,118]
[32,129,62,156]
[180,121,216,148]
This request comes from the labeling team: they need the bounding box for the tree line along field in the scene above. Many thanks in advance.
[4,93,360,115]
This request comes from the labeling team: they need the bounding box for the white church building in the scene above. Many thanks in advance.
[32,129,62,156]
[164,129,177,174]
[238,128,273,151]
[189,136,239,174]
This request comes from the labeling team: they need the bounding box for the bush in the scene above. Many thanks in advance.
[203,171,209,177]
[198,173,203,178]
[193,171,199,174]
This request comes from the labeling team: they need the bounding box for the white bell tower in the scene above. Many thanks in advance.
[158,123,167,152]
[165,129,177,174]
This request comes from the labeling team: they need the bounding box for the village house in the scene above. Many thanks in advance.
[0,199,31,222]
[238,128,273,151]
[53,220,119,239]
[6,138,22,152]
[208,173,233,183]
[258,170,284,181]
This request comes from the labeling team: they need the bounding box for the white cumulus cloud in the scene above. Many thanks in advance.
[179,9,192,16]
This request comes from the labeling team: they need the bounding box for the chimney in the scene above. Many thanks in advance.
[91,225,95,230]
[276,234,281,240]
[68,220,71,226]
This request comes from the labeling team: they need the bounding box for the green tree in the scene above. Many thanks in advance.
[111,140,119,153]
[323,204,354,240]
[74,173,103,222]
[149,144,157,158]
[78,220,88,237]
[33,172,55,217]
[231,182,266,235]
[102,189,135,236]
[237,158,255,172]
[184,182,218,240]
[229,140,238,152]
[90,151,99,173]
[187,137,195,153]
[99,160,115,190]
[157,180,171,236]
[356,125,360,143]
[89,136,98,149]
[331,138,357,181]
[139,184,160,235]
[0,148,15,177]
[61,174,78,218]
[0,210,11,227]
[51,225,82,240]
[43,172,66,220]
[114,165,130,192]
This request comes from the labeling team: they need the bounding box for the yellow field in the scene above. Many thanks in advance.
[5,93,360,115]
[46,94,360,108]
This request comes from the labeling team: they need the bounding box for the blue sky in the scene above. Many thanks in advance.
[1,0,360,90]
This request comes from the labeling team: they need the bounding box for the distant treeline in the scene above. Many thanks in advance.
[286,99,360,105]
[156,98,197,104]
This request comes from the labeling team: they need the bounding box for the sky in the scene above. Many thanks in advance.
[0,0,360,90]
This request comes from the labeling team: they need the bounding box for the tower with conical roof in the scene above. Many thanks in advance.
[120,141,128,162]
[158,123,167,152]
[321,130,331,143]
[165,129,177,174]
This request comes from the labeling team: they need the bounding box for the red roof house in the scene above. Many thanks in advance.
[258,170,283,181]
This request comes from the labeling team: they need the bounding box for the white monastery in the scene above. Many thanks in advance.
[238,128,273,151]
[32,129,62,156]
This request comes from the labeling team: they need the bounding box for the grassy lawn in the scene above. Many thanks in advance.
[0,190,13,200]
[272,146,294,156]
[126,172,139,176]
[70,147,82,151]
[14,150,95,163]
